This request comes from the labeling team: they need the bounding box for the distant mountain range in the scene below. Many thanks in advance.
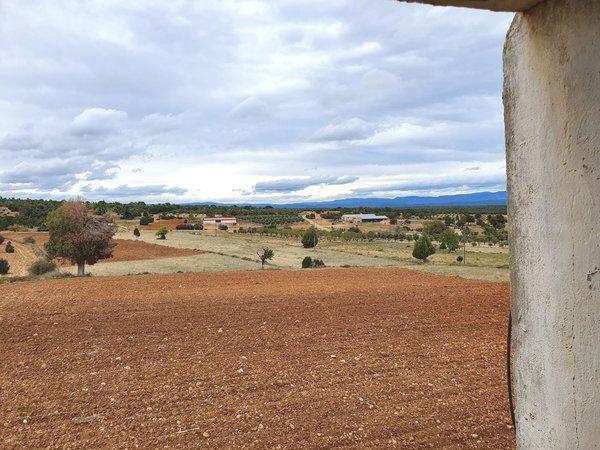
[189,191,507,209]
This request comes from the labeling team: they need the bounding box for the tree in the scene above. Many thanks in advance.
[156,226,168,240]
[489,213,507,229]
[301,227,318,248]
[443,215,454,226]
[5,242,15,253]
[440,229,460,252]
[257,247,274,269]
[422,220,447,240]
[0,258,9,274]
[140,216,153,226]
[95,200,108,215]
[133,227,141,237]
[412,235,436,262]
[45,201,116,276]
[302,256,313,268]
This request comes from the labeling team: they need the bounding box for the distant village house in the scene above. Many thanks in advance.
[203,216,237,226]
[341,213,388,224]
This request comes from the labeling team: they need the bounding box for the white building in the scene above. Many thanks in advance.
[341,213,388,223]
[202,217,237,226]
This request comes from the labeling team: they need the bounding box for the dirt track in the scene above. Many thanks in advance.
[0,268,513,448]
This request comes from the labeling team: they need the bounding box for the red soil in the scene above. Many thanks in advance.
[0,268,514,449]
[139,219,185,231]
[0,232,198,268]
[104,239,199,263]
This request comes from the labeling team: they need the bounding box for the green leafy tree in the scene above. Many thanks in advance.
[133,227,141,237]
[412,235,436,262]
[440,229,460,252]
[5,242,15,253]
[422,220,447,240]
[95,201,108,215]
[257,247,274,269]
[139,216,154,226]
[156,226,168,240]
[489,213,507,229]
[301,227,318,248]
[45,201,116,276]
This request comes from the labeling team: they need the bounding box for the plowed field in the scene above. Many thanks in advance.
[0,233,198,272]
[0,267,513,448]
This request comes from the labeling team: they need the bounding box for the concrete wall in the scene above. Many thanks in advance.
[504,0,600,447]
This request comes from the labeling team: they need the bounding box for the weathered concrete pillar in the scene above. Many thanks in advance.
[504,0,600,447]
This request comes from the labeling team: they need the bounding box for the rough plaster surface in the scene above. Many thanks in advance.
[400,0,545,12]
[504,0,600,447]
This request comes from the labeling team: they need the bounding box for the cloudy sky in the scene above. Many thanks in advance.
[0,0,512,204]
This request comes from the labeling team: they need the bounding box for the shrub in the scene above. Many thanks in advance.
[0,234,4,244]
[456,255,464,263]
[306,213,316,219]
[218,224,228,231]
[5,242,15,253]
[412,235,435,262]
[28,258,57,276]
[176,223,203,230]
[133,227,140,237]
[301,256,313,268]
[0,258,9,274]
[301,228,318,248]
[312,258,325,268]
[156,227,168,240]
[139,216,154,226]
[302,256,325,268]
[23,236,36,244]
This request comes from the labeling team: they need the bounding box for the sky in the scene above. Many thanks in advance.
[0,0,513,204]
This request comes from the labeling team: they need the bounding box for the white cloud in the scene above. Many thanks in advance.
[70,108,128,136]
[311,118,373,142]
[0,0,512,202]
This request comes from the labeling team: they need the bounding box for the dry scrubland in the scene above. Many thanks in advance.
[0,229,509,281]
[0,268,513,449]
[80,230,509,282]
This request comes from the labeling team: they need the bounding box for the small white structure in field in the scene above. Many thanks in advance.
[341,213,388,224]
[202,217,237,226]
